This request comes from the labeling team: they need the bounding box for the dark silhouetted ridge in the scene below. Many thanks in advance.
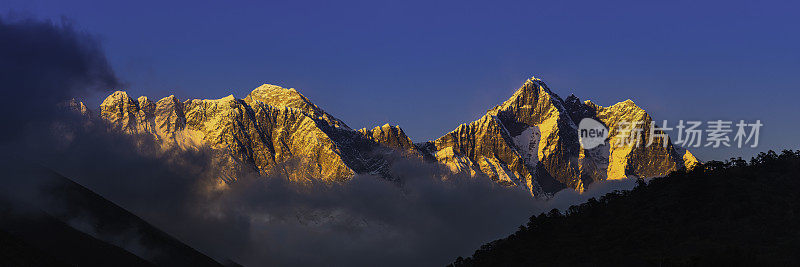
[0,165,225,267]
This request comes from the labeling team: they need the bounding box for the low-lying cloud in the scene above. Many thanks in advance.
[45,129,540,266]
[0,15,637,267]
[40,126,638,266]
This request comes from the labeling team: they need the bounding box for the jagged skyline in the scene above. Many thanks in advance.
[4,0,799,161]
[2,3,799,266]
[95,77,697,196]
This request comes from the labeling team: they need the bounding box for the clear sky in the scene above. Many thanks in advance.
[3,0,799,160]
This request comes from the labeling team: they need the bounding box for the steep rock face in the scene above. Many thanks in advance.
[424,77,698,196]
[425,78,578,195]
[96,77,698,196]
[66,99,92,116]
[358,124,414,150]
[100,91,141,133]
[244,84,349,129]
[99,85,386,183]
[154,95,186,139]
[430,114,539,190]
[675,145,700,170]
[586,99,681,180]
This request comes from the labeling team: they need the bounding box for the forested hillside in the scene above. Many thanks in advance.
[451,150,800,266]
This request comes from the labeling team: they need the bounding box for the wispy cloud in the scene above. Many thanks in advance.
[0,15,633,267]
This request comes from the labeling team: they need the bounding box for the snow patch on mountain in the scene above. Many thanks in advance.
[512,125,541,168]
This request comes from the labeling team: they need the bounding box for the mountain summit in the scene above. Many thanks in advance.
[99,85,388,183]
[422,77,698,195]
[97,77,697,196]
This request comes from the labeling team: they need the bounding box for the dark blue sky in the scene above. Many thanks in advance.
[4,0,799,160]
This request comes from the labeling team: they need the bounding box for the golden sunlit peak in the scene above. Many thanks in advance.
[616,99,639,108]
[108,90,129,97]
[197,94,235,102]
[247,84,308,103]
[100,91,131,107]
[522,77,544,87]
[253,83,291,92]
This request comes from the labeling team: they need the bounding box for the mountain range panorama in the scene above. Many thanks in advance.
[92,77,698,196]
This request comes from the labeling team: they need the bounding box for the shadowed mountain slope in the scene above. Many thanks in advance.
[0,165,226,267]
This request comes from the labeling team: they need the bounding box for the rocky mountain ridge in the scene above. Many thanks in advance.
[94,77,698,196]
[422,78,698,195]
[99,85,388,183]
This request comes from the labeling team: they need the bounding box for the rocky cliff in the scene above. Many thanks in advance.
[422,77,698,195]
[357,124,420,157]
[96,77,698,196]
[99,85,389,183]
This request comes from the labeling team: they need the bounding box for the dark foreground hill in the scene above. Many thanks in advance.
[451,150,800,266]
[0,165,228,267]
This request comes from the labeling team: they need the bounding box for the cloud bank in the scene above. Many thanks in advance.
[0,15,636,266]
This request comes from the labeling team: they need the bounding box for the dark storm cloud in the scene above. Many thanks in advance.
[0,15,119,198]
[44,133,541,266]
[47,135,636,266]
[0,15,632,267]
[0,15,119,137]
